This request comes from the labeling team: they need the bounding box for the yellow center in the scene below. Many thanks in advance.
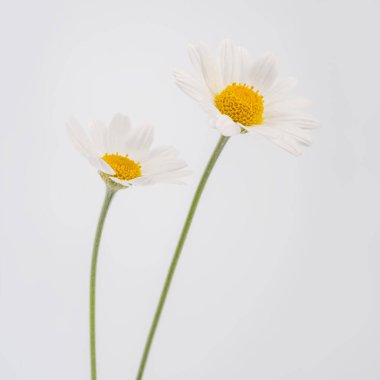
[214,83,264,126]
[102,153,142,181]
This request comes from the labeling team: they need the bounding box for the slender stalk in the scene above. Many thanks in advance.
[135,135,229,380]
[90,188,116,380]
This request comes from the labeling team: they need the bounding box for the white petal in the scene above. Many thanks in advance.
[66,117,97,159]
[272,136,303,155]
[124,124,154,157]
[210,114,241,136]
[106,177,129,187]
[143,159,188,177]
[141,146,182,171]
[111,176,155,187]
[139,146,190,184]
[276,124,313,145]
[188,42,221,94]
[142,146,178,162]
[250,53,278,93]
[219,39,250,85]
[89,120,107,154]
[265,97,312,111]
[247,125,279,139]
[146,169,192,184]
[107,114,131,153]
[173,69,211,103]
[248,125,304,155]
[236,45,250,83]
[265,111,320,129]
[219,39,235,85]
[94,158,115,175]
[265,77,298,103]
[199,101,220,116]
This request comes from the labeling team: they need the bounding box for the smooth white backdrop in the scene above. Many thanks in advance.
[1,0,379,379]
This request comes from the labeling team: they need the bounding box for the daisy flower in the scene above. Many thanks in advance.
[174,39,319,155]
[135,41,320,380]
[67,113,189,380]
[67,113,190,188]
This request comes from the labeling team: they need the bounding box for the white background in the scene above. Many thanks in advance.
[1,0,379,379]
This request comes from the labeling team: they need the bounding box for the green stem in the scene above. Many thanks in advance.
[135,135,229,380]
[90,188,116,380]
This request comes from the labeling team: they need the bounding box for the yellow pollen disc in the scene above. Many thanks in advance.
[102,153,142,181]
[214,83,264,126]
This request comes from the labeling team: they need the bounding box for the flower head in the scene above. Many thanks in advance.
[174,39,319,155]
[67,114,190,188]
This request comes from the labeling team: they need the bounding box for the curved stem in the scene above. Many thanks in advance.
[90,188,116,380]
[135,135,229,380]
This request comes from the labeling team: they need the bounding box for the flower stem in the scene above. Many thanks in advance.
[90,188,116,380]
[135,135,229,380]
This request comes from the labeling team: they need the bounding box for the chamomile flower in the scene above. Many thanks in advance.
[67,113,190,188]
[174,39,319,155]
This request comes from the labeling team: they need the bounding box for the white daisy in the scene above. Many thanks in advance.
[174,39,319,155]
[67,113,190,188]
